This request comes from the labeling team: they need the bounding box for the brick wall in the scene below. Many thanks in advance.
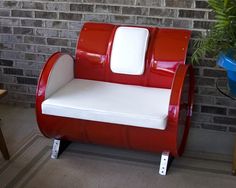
[0,0,235,135]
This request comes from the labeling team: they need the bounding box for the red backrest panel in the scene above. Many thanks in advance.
[75,23,115,81]
[75,22,191,89]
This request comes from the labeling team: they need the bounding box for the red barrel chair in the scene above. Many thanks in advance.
[36,22,194,175]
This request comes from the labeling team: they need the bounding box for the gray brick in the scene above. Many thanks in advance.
[0,27,12,34]
[47,38,68,46]
[3,1,20,8]
[201,123,227,132]
[12,10,33,18]
[193,104,200,112]
[35,11,57,19]
[68,22,83,30]
[27,86,37,95]
[215,97,236,107]
[162,18,173,27]
[173,19,192,28]
[191,112,213,123]
[15,44,35,53]
[122,7,148,16]
[36,29,59,37]
[179,10,205,19]
[137,16,162,25]
[24,53,47,61]
[0,59,13,67]
[214,116,236,125]
[0,74,17,83]
[84,14,109,22]
[195,1,209,9]
[198,86,219,96]
[150,8,177,17]
[13,27,34,35]
[17,77,38,85]
[193,21,214,29]
[24,36,46,45]
[208,11,215,20]
[46,3,70,11]
[190,122,201,129]
[24,53,36,61]
[59,30,78,39]
[15,61,40,70]
[5,84,28,93]
[21,20,43,27]
[0,51,25,60]
[0,18,20,26]
[229,127,236,132]
[0,10,10,16]
[3,68,23,75]
[59,13,82,21]
[110,15,135,24]
[80,0,103,2]
[69,40,77,48]
[165,0,193,8]
[136,0,162,6]
[95,5,120,14]
[0,35,23,43]
[22,2,44,10]
[70,4,94,12]
[196,77,215,87]
[201,105,227,115]
[24,69,40,77]
[194,95,215,105]
[0,43,13,50]
[83,0,135,5]
[228,109,236,116]
[37,46,60,54]
[45,21,68,29]
[203,69,226,77]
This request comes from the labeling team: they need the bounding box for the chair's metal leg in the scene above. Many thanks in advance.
[51,139,71,159]
[159,151,174,175]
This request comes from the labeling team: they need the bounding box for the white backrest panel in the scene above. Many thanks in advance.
[46,54,74,99]
[110,27,149,75]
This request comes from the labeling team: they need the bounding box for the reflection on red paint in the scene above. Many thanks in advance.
[36,22,194,157]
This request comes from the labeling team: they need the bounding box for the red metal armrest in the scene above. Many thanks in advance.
[36,52,74,119]
[168,63,195,156]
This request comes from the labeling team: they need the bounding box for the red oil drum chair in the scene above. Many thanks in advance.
[36,22,194,175]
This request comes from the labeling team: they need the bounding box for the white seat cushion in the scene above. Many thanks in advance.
[110,27,149,75]
[42,79,171,130]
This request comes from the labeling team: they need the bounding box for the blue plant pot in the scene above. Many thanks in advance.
[217,51,236,95]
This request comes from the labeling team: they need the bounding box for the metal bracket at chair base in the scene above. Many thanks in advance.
[159,151,174,175]
[51,139,71,159]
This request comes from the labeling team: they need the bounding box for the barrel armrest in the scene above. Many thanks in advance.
[36,52,74,119]
[37,52,74,99]
[167,63,194,156]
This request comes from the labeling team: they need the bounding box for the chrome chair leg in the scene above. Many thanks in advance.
[51,139,70,159]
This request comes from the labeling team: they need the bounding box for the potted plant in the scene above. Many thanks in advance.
[192,0,236,94]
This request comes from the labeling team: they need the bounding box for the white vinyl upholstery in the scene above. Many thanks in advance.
[45,54,74,99]
[110,27,149,75]
[42,79,171,130]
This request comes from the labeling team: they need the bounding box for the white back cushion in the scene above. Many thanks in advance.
[110,27,149,75]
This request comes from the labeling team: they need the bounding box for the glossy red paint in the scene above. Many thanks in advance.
[75,22,191,88]
[36,22,194,157]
